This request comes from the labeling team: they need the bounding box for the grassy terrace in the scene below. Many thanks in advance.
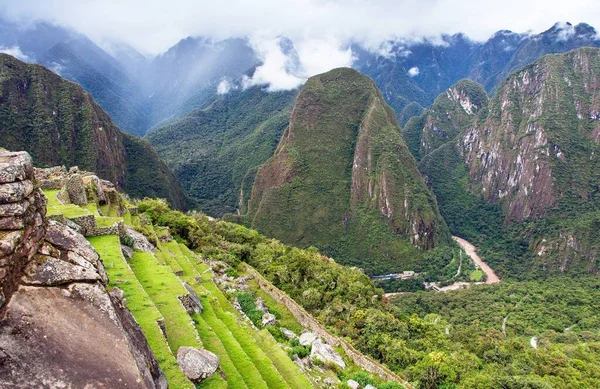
[158,239,314,389]
[88,235,194,388]
[51,189,317,388]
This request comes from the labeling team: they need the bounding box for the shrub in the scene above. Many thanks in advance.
[121,235,134,248]
[236,292,264,327]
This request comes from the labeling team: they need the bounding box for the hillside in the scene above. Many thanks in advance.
[147,86,298,217]
[246,68,451,274]
[415,48,600,277]
[0,53,188,209]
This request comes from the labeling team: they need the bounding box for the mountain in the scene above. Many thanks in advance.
[0,53,188,209]
[415,47,600,277]
[355,22,600,126]
[0,17,151,136]
[146,37,259,129]
[245,68,451,274]
[147,86,297,217]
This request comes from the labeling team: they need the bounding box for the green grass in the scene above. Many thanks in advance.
[88,235,193,388]
[96,216,122,228]
[128,251,201,352]
[43,189,93,218]
[470,269,484,281]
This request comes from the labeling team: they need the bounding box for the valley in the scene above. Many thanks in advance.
[1,5,600,388]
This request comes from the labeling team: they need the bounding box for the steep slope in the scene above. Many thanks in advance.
[0,54,188,209]
[147,86,297,217]
[40,38,151,136]
[247,68,451,274]
[355,22,600,125]
[418,48,600,277]
[0,150,166,388]
[146,37,259,129]
[403,79,488,161]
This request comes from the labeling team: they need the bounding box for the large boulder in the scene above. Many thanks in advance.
[262,312,276,326]
[179,283,203,314]
[255,297,269,313]
[119,225,155,252]
[299,330,318,346]
[347,379,360,389]
[280,327,297,340]
[311,339,346,369]
[177,347,219,382]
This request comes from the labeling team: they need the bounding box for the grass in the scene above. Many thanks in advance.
[96,216,122,228]
[128,251,201,352]
[470,269,484,281]
[88,235,193,388]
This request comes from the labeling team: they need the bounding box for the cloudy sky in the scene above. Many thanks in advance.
[1,0,599,55]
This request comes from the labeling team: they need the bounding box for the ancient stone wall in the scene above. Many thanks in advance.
[0,150,46,314]
[0,149,166,388]
[244,265,412,387]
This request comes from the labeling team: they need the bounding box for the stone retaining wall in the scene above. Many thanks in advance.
[244,265,413,388]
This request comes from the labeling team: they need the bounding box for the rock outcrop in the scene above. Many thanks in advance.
[177,347,219,382]
[311,339,346,369]
[0,149,166,388]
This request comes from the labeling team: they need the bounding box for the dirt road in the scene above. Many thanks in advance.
[452,236,500,284]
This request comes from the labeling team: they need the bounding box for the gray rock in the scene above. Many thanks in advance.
[0,198,30,217]
[280,327,297,340]
[310,339,346,369]
[177,347,219,382]
[179,283,203,315]
[22,255,101,286]
[120,225,155,253]
[262,312,277,326]
[0,230,22,256]
[347,379,360,389]
[299,331,318,346]
[0,150,32,183]
[45,221,99,263]
[256,297,269,313]
[364,385,377,389]
[324,377,337,386]
[0,180,34,204]
[65,174,88,205]
[121,245,134,260]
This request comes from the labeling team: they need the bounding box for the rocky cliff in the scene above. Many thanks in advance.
[0,149,166,387]
[403,79,488,161]
[247,68,451,274]
[416,48,600,277]
[0,53,188,210]
[462,47,600,222]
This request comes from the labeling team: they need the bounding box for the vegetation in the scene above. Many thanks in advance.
[0,53,188,210]
[245,68,451,275]
[416,48,600,279]
[88,235,194,388]
[136,197,600,388]
[147,86,297,216]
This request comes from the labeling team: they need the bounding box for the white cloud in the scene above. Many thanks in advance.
[217,78,234,94]
[408,67,420,77]
[242,36,354,91]
[1,0,599,56]
[555,21,576,41]
[0,45,31,62]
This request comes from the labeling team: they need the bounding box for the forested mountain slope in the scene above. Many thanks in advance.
[246,68,451,274]
[0,54,188,209]
[412,48,600,278]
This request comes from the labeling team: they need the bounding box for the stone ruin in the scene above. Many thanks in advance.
[0,149,166,388]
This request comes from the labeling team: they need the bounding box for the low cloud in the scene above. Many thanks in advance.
[408,66,420,77]
[242,36,354,91]
[217,78,235,94]
[0,45,31,62]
